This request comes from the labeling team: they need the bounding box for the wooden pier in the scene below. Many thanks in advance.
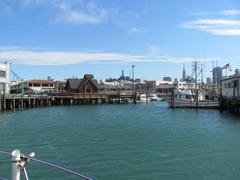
[0,93,137,111]
[219,96,240,114]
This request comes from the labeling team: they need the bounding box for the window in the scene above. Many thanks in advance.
[234,81,238,88]
[0,70,6,78]
[228,83,231,88]
[0,83,5,94]
[33,84,40,87]
[224,83,228,88]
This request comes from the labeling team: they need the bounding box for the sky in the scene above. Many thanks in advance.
[1,0,240,81]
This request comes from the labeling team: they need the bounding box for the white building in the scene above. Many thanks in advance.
[156,80,173,86]
[0,62,10,95]
[155,80,174,96]
[221,69,240,98]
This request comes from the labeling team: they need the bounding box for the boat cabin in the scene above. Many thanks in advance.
[175,90,195,101]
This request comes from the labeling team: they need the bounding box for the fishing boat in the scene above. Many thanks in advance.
[167,90,219,108]
[149,94,160,101]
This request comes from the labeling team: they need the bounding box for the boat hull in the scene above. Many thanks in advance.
[167,98,219,109]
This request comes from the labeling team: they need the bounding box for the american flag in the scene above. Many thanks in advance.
[222,63,230,69]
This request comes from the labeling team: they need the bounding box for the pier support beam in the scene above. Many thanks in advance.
[13,99,16,110]
[21,99,24,109]
[3,98,6,110]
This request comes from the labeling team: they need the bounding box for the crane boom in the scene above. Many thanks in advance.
[11,71,24,96]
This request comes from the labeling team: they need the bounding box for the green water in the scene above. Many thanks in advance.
[0,102,240,180]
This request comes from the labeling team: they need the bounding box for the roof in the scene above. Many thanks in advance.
[25,80,55,84]
[66,74,99,90]
[67,78,83,89]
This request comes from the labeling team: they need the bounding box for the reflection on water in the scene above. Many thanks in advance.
[0,102,240,180]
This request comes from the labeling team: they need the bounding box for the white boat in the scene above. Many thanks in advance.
[167,90,219,108]
[149,94,159,101]
[138,94,149,103]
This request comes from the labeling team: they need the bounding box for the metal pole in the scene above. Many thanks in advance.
[201,64,203,88]
[12,149,21,180]
[132,65,135,94]
[194,61,199,108]
[21,79,24,96]
[132,65,135,103]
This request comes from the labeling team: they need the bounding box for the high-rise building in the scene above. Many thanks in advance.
[0,62,10,95]
[182,64,186,81]
[206,77,212,85]
[212,67,222,85]
[163,77,172,82]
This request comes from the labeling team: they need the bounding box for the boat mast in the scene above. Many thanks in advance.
[201,64,203,89]
[194,61,199,108]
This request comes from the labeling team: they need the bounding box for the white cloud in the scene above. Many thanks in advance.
[180,19,240,36]
[128,28,143,34]
[191,9,240,17]
[182,9,240,35]
[54,1,107,24]
[207,29,240,35]
[0,48,218,65]
[18,0,107,24]
[222,10,240,15]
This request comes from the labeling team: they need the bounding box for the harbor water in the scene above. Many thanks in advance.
[0,102,240,179]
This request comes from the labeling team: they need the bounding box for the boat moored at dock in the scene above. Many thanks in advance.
[167,90,219,109]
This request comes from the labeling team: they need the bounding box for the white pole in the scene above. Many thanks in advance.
[12,149,21,180]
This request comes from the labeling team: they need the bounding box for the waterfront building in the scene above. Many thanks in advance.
[0,62,10,95]
[220,69,240,113]
[220,69,240,98]
[11,80,55,94]
[99,80,132,95]
[65,74,99,93]
[155,80,173,97]
[213,67,222,85]
[146,80,156,93]
[55,80,66,92]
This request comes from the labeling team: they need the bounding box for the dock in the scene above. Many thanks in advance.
[0,93,137,111]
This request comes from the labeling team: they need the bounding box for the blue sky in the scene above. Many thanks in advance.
[1,0,240,81]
